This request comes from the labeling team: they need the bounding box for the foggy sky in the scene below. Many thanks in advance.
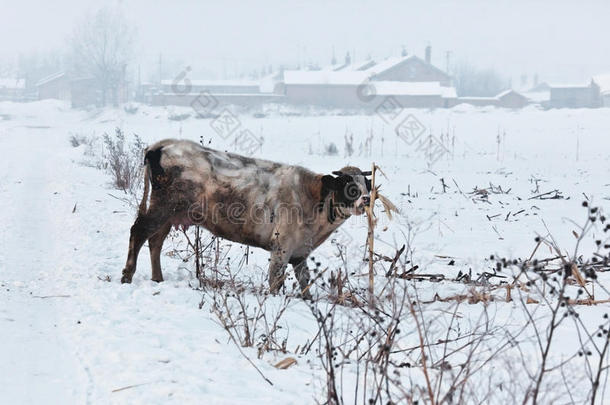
[1,0,609,83]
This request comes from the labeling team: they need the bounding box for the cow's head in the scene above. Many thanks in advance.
[322,166,372,216]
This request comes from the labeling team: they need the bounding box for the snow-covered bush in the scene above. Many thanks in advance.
[123,103,139,114]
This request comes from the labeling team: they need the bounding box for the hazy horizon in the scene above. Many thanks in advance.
[1,0,609,84]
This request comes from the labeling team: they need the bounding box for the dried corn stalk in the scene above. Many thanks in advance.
[364,163,399,307]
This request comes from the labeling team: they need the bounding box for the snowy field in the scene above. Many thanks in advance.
[2,100,610,404]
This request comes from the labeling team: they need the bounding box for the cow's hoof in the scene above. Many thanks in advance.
[151,278,163,283]
[121,270,133,284]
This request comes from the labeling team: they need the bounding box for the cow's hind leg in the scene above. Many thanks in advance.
[121,209,169,284]
[290,257,312,300]
[148,221,172,282]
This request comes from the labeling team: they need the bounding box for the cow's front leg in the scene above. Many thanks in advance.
[268,245,291,294]
[290,257,312,300]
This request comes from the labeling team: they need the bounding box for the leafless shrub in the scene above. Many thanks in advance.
[168,112,190,121]
[70,132,107,170]
[324,142,339,156]
[307,263,511,405]
[83,135,101,159]
[165,166,609,405]
[102,127,145,194]
[69,132,88,147]
[209,277,291,359]
[344,130,354,158]
[493,201,610,404]
[303,199,610,404]
[174,224,293,361]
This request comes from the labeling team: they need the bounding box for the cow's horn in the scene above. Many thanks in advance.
[332,171,343,176]
[361,171,372,176]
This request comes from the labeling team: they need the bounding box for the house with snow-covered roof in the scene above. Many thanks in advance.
[0,77,26,101]
[320,52,353,72]
[282,70,370,108]
[348,59,377,72]
[36,72,71,101]
[549,80,601,108]
[495,89,530,108]
[364,54,451,86]
[321,54,375,73]
[147,73,285,108]
[37,71,129,108]
[372,81,457,107]
[522,82,551,106]
[454,89,530,109]
[282,47,457,109]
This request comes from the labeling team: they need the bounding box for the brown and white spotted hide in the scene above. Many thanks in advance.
[121,139,372,298]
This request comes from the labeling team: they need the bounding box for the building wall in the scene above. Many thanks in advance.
[372,58,451,85]
[550,85,600,108]
[602,94,610,107]
[0,88,26,101]
[285,84,366,108]
[150,93,284,108]
[285,84,447,109]
[389,94,444,108]
[38,77,70,101]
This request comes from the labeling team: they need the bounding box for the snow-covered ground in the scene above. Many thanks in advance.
[1,100,610,404]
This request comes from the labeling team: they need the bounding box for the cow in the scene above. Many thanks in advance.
[121,139,372,297]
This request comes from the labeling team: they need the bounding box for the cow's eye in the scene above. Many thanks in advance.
[344,182,361,201]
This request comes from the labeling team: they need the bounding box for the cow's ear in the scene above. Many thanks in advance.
[321,175,339,201]
[322,175,339,190]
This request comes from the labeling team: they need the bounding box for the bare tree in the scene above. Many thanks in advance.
[17,50,65,89]
[71,7,134,106]
[453,61,506,97]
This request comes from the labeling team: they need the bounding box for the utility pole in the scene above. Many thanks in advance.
[158,54,162,85]
[445,50,452,74]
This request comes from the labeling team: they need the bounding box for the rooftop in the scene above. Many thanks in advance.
[549,82,591,89]
[593,74,610,94]
[283,70,371,85]
[36,72,66,87]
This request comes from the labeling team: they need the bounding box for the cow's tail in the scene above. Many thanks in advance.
[138,149,151,216]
